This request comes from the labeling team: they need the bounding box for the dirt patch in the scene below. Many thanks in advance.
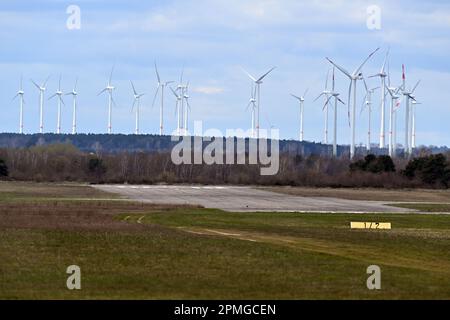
[0,200,192,232]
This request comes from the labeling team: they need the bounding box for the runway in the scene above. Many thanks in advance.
[93,185,413,213]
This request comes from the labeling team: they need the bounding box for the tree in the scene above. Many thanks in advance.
[0,159,8,177]
[403,154,450,187]
[350,154,395,174]
[87,157,107,182]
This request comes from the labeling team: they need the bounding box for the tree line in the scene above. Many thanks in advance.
[1,143,449,188]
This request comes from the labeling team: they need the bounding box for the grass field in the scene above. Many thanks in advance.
[0,181,449,299]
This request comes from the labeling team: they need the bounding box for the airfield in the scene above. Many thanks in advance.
[94,184,413,213]
[1,181,450,299]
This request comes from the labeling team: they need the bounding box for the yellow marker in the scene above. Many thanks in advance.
[350,222,391,230]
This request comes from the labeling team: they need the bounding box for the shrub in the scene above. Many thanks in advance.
[403,154,450,187]
[350,154,396,174]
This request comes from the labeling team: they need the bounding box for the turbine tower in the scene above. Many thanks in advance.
[13,76,25,134]
[170,87,183,136]
[242,66,276,139]
[385,65,402,157]
[152,62,173,135]
[31,76,50,133]
[326,47,380,159]
[98,66,116,134]
[130,81,145,135]
[401,65,420,156]
[183,82,191,135]
[48,75,65,134]
[247,83,257,138]
[319,68,345,157]
[65,78,78,134]
[290,88,308,142]
[369,49,389,148]
[175,68,187,136]
[314,69,332,144]
[411,100,421,149]
[361,78,379,152]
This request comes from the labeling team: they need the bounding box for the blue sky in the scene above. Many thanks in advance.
[1,0,450,146]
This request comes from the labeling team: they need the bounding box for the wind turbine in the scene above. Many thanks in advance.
[170,87,182,136]
[411,100,422,149]
[31,75,50,133]
[130,81,145,135]
[326,47,380,159]
[385,63,402,157]
[175,67,188,136]
[242,66,276,139]
[183,82,191,135]
[290,88,308,142]
[13,76,25,134]
[65,78,78,134]
[247,83,257,138]
[314,69,333,144]
[401,65,420,156]
[152,62,173,135]
[98,66,116,134]
[320,68,345,157]
[361,78,380,152]
[369,49,389,148]
[48,75,65,134]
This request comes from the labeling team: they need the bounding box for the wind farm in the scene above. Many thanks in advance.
[1,0,450,305]
[3,47,431,160]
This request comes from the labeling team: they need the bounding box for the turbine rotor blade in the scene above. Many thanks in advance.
[257,66,276,82]
[151,85,160,108]
[154,62,161,83]
[412,80,421,93]
[354,47,380,76]
[326,58,351,79]
[31,79,40,90]
[241,67,257,82]
[130,80,137,95]
[303,88,309,97]
[97,88,107,96]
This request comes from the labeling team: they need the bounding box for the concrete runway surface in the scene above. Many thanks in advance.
[93,185,412,213]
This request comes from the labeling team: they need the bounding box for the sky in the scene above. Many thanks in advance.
[1,0,450,146]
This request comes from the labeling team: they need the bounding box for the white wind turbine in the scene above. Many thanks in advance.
[246,83,257,138]
[13,76,25,134]
[400,65,421,156]
[152,62,173,135]
[411,100,422,149]
[170,87,183,136]
[385,64,402,157]
[130,81,145,135]
[326,47,380,159]
[369,49,389,148]
[361,78,380,152]
[98,66,116,134]
[183,82,192,135]
[242,66,276,139]
[314,69,333,144]
[65,78,78,134]
[31,75,50,133]
[290,89,308,142]
[175,68,187,136]
[320,68,346,157]
[48,75,65,134]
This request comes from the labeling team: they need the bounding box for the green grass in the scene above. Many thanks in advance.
[0,181,449,299]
